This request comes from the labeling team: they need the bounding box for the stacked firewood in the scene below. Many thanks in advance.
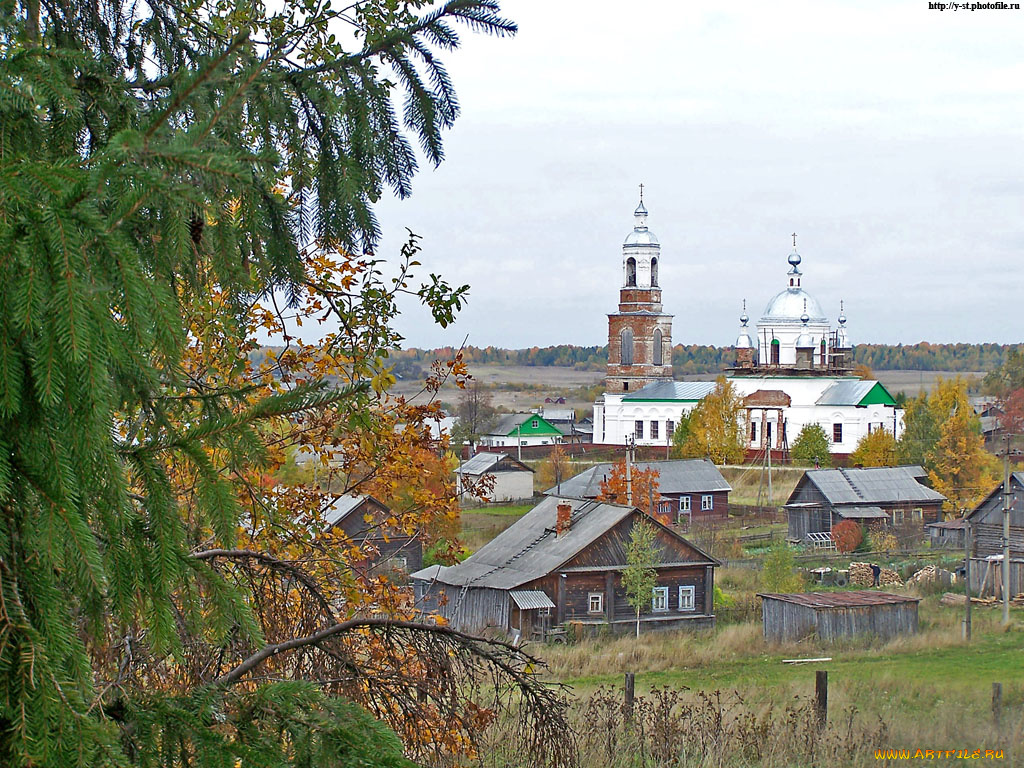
[849,561,904,587]
[907,565,955,586]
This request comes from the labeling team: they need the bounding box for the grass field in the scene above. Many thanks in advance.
[460,503,532,552]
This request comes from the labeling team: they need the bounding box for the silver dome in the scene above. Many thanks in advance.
[761,288,826,323]
[624,229,659,246]
[735,330,754,349]
[796,330,815,348]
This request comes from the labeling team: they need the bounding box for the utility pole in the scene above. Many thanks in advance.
[516,422,522,463]
[626,436,634,507]
[1003,434,1011,626]
[964,523,972,641]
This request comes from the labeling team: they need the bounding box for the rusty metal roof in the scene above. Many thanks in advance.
[757,591,920,608]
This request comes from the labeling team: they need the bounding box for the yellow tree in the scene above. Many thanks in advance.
[597,460,661,514]
[926,378,1000,513]
[678,376,745,464]
[848,429,898,467]
[537,443,572,491]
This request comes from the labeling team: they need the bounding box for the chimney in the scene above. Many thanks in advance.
[556,503,572,536]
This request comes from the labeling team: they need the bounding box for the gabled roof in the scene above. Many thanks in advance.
[411,495,717,590]
[815,380,896,407]
[488,412,561,436]
[540,408,576,423]
[544,459,731,497]
[456,452,533,476]
[790,467,946,507]
[323,494,390,530]
[622,381,718,402]
[965,472,1024,521]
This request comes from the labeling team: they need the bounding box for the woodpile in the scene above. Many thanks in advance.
[849,561,904,587]
[941,591,1024,607]
[907,565,956,587]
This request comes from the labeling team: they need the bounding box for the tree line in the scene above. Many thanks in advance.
[374,342,1022,376]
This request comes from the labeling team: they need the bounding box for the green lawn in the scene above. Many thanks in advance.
[459,503,533,551]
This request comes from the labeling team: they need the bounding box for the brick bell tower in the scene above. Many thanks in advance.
[606,189,674,393]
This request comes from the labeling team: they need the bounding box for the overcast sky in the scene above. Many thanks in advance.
[362,0,1024,350]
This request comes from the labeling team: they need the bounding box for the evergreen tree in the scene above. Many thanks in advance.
[0,3,574,767]
[791,424,833,468]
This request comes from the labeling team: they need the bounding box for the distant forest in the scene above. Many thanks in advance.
[383,342,1019,377]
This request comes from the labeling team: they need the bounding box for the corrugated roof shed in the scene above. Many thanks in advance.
[801,467,945,506]
[544,459,731,497]
[757,591,920,608]
[622,381,718,401]
[411,495,715,590]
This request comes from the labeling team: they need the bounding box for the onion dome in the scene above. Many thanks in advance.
[836,300,851,348]
[735,301,754,349]
[624,195,658,246]
[762,241,826,323]
[795,302,815,348]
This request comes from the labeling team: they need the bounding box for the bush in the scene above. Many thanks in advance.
[761,545,804,593]
[831,520,863,553]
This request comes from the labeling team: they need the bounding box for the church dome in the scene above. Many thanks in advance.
[624,198,659,246]
[624,228,659,246]
[761,288,826,323]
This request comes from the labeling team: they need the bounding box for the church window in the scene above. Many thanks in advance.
[820,339,827,366]
[653,329,663,366]
[651,421,659,440]
[770,339,780,365]
[626,257,637,287]
[620,328,634,366]
[751,422,757,443]
[651,257,659,287]
[832,423,843,443]
[635,420,644,439]
[667,419,675,438]
[765,422,772,443]
[623,382,629,391]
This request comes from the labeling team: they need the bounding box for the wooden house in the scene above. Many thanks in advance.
[456,452,534,503]
[545,459,732,525]
[965,472,1024,596]
[411,495,718,638]
[926,518,967,549]
[784,467,946,544]
[324,494,422,579]
[758,591,920,643]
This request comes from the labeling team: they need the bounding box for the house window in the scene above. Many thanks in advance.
[588,593,604,614]
[531,420,538,429]
[652,586,668,613]
[832,423,843,443]
[678,585,695,611]
[635,420,644,439]
[679,496,691,512]
[701,494,713,511]
[651,421,659,440]
[912,507,923,521]
[392,556,408,572]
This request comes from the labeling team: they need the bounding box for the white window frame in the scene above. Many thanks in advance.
[652,586,669,613]
[701,494,713,511]
[392,556,408,571]
[588,593,604,614]
[679,495,691,512]
[651,420,659,440]
[531,419,539,429]
[678,585,695,612]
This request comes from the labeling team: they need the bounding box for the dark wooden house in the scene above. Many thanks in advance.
[411,495,718,637]
[324,494,423,579]
[758,591,920,643]
[545,459,732,525]
[965,472,1024,596]
[784,467,946,544]
[926,518,967,549]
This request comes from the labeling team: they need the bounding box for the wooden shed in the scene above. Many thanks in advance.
[965,472,1024,596]
[758,591,920,643]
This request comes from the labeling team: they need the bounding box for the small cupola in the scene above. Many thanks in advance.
[735,300,755,369]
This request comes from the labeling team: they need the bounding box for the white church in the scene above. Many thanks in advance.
[593,196,902,457]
